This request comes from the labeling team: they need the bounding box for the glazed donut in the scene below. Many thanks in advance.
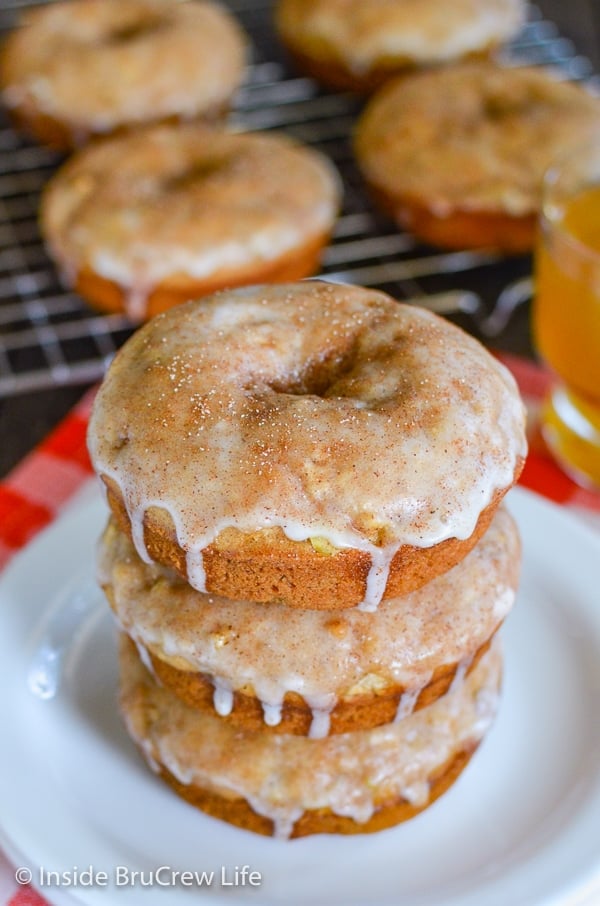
[88,281,527,611]
[40,125,341,321]
[100,507,519,735]
[275,0,526,92]
[0,0,247,149]
[354,63,600,251]
[119,634,503,837]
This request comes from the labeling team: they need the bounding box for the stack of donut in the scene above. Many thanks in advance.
[87,280,527,838]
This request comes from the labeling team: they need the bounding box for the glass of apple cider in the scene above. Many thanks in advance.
[533,142,600,489]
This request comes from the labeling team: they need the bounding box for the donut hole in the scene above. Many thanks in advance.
[163,155,236,192]
[269,342,360,398]
[483,91,531,121]
[105,15,169,46]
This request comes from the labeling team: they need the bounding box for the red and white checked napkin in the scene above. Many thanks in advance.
[0,356,599,904]
[0,388,96,573]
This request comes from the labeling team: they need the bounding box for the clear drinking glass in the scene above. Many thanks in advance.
[532,141,600,489]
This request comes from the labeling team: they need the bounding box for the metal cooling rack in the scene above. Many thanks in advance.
[0,1,596,397]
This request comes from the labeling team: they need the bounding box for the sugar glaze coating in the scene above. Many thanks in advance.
[277,0,525,74]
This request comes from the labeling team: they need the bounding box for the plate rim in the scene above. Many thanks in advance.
[1,484,600,906]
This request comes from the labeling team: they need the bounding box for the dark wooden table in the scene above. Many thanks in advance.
[1,0,599,479]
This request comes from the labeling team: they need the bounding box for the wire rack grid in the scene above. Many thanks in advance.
[0,1,596,398]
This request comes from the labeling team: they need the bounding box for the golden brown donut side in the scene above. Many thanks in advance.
[3,97,230,153]
[70,231,333,318]
[365,184,537,253]
[155,745,478,837]
[2,104,82,152]
[274,0,525,93]
[278,43,498,94]
[103,472,522,610]
[136,634,494,734]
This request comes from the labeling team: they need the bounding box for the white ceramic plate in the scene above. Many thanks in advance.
[1,485,600,906]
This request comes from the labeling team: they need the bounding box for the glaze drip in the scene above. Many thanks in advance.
[212,678,234,717]
[262,702,283,727]
[394,686,422,723]
[305,693,337,739]
[448,653,474,696]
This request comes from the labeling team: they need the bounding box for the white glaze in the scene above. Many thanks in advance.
[394,687,422,723]
[90,219,333,287]
[132,636,158,681]
[278,0,525,72]
[262,702,283,727]
[212,678,234,717]
[122,710,161,775]
[448,654,475,696]
[305,693,337,739]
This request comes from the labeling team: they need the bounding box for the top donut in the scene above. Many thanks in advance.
[0,0,247,149]
[88,281,527,611]
[275,0,526,92]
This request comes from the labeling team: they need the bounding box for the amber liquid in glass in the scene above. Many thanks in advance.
[533,184,600,487]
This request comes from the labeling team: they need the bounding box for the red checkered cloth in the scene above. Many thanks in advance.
[0,388,96,571]
[0,356,599,904]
